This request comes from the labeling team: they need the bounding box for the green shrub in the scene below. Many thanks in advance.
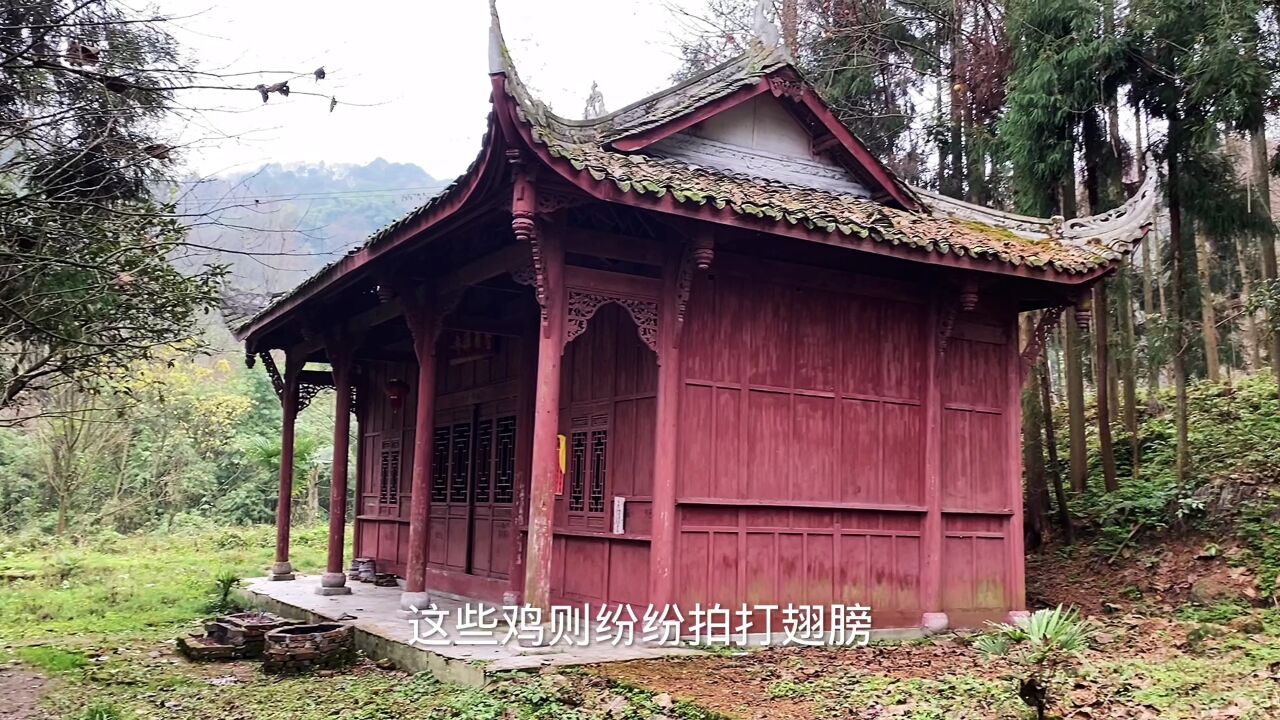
[975,606,1092,720]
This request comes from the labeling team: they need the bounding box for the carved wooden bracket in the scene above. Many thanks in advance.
[937,303,959,358]
[257,350,285,401]
[673,233,715,349]
[565,289,658,353]
[509,152,552,336]
[1020,306,1067,373]
[767,74,803,101]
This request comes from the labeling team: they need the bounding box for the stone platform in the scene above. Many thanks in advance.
[239,575,702,687]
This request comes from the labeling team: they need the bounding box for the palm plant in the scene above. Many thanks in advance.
[974,605,1092,720]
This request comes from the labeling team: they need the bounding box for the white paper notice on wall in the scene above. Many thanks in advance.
[612,496,625,535]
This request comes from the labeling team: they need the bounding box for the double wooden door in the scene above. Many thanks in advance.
[427,396,519,579]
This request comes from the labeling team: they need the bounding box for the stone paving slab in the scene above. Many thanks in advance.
[240,575,702,684]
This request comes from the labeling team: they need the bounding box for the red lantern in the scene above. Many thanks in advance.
[385,379,409,408]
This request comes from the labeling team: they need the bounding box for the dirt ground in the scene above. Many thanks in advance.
[599,639,993,720]
[591,535,1280,719]
[0,667,47,720]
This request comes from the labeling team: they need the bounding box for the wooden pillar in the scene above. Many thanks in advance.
[319,343,354,595]
[504,320,540,605]
[399,291,439,616]
[521,227,565,615]
[270,354,300,581]
[920,295,946,630]
[1006,312,1029,621]
[647,249,682,609]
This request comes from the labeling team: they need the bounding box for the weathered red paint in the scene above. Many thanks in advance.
[325,345,353,578]
[404,295,440,596]
[647,249,683,609]
[523,224,565,614]
[273,358,300,572]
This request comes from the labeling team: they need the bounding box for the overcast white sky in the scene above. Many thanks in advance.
[159,1,708,181]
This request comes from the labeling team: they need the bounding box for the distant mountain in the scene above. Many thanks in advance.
[176,159,447,295]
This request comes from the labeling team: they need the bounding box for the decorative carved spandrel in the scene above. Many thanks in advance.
[566,290,659,354]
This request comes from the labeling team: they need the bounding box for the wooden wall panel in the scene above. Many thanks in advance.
[676,507,923,626]
[354,360,417,574]
[550,535,651,608]
[941,514,1011,626]
[941,332,1012,512]
[678,272,928,508]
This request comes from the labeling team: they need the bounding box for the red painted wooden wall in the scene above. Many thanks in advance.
[551,303,657,609]
[673,262,1018,627]
[355,359,417,577]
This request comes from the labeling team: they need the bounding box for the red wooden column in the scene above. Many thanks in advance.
[920,295,947,630]
[270,353,301,581]
[398,288,439,617]
[520,190,565,616]
[1005,311,1030,623]
[319,342,355,596]
[649,236,709,609]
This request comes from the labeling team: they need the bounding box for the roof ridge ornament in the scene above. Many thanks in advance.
[583,81,606,120]
[488,0,507,75]
[751,0,792,60]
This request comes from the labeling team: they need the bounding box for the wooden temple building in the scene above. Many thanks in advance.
[235,4,1152,631]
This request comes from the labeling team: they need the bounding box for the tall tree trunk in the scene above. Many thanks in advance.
[1143,213,1161,404]
[1021,314,1050,549]
[1169,116,1191,482]
[1094,283,1119,492]
[947,6,965,200]
[1065,315,1089,493]
[1194,224,1221,382]
[1235,233,1262,372]
[1118,265,1140,476]
[1250,125,1280,393]
[1040,359,1074,544]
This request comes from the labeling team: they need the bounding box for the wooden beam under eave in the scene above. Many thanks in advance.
[436,242,531,297]
[562,227,667,267]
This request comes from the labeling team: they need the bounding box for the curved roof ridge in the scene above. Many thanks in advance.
[487,0,789,145]
[914,156,1157,259]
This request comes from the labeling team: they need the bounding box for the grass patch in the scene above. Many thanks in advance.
[0,524,328,642]
[16,646,88,673]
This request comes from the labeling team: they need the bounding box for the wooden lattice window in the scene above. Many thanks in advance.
[494,416,516,504]
[378,438,401,505]
[568,430,587,512]
[589,426,608,513]
[430,426,450,503]
[473,419,493,504]
[568,414,608,515]
[449,423,472,504]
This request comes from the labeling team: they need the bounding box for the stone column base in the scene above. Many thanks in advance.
[1005,610,1032,625]
[316,572,352,595]
[921,612,950,634]
[396,591,432,619]
[268,561,295,581]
